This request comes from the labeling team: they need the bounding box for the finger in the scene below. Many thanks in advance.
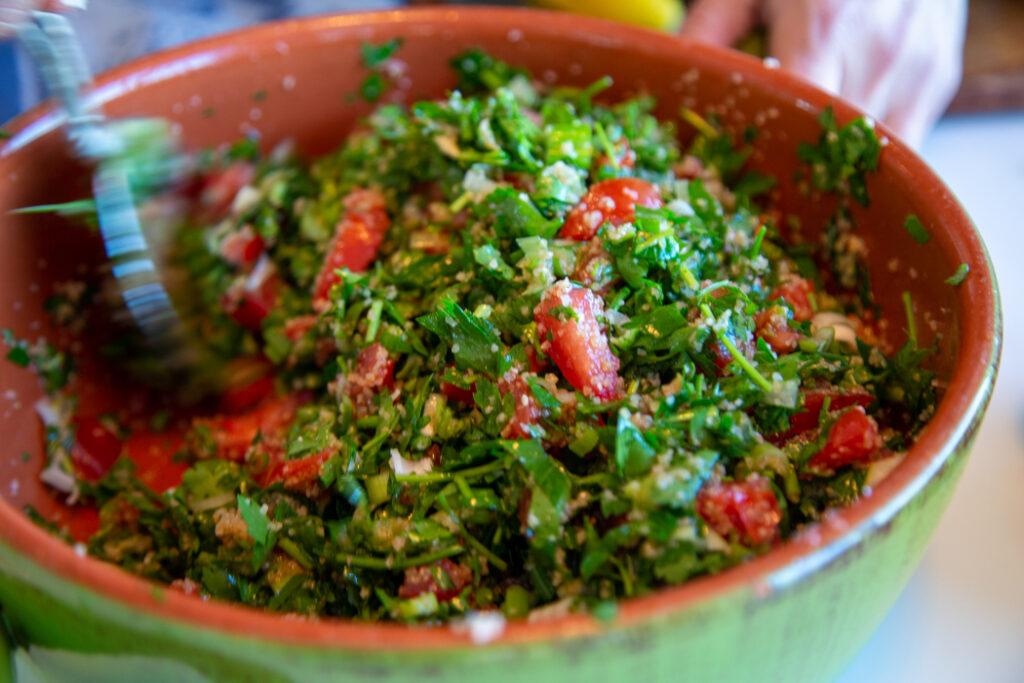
[680,0,760,46]
[765,9,844,95]
[0,4,32,38]
[0,0,84,37]
[42,0,88,10]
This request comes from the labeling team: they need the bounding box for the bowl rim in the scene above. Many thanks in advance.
[0,5,1002,652]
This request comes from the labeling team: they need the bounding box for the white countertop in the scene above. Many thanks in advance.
[838,111,1024,683]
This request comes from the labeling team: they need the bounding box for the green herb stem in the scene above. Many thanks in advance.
[902,291,918,348]
[593,122,620,171]
[699,302,772,392]
[337,544,464,570]
[394,459,507,484]
[437,492,509,571]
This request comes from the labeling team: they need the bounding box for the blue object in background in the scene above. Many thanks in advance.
[0,41,20,124]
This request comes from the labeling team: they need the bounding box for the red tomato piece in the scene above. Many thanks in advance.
[222,263,279,331]
[261,449,332,491]
[534,280,621,401]
[696,475,781,546]
[809,406,882,470]
[123,430,190,493]
[199,162,255,220]
[192,392,307,461]
[770,385,874,443]
[312,188,390,310]
[755,305,801,354]
[440,375,476,405]
[218,375,276,414]
[593,138,636,170]
[572,239,616,293]
[348,343,395,396]
[705,335,755,375]
[525,344,547,374]
[770,274,815,322]
[219,225,265,268]
[64,506,101,543]
[71,417,122,482]
[559,178,662,242]
[499,375,542,440]
[398,558,473,601]
[283,315,318,343]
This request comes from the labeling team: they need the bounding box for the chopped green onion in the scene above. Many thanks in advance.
[904,215,931,244]
[945,263,970,286]
[902,291,918,348]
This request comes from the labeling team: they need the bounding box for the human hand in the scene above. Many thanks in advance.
[0,0,85,38]
[681,0,968,148]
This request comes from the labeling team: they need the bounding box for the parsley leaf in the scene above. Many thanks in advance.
[798,106,881,206]
[615,408,656,477]
[417,300,506,377]
[360,38,403,68]
[237,495,272,546]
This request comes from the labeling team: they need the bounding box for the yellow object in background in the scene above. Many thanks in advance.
[532,0,685,32]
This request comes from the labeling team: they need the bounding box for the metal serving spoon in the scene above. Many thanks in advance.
[18,11,197,381]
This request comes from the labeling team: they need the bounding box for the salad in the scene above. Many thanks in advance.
[9,46,940,624]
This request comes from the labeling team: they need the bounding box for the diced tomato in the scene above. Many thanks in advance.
[222,262,279,331]
[219,375,276,414]
[770,274,815,322]
[534,281,621,401]
[696,475,781,546]
[705,335,755,375]
[809,406,882,470]
[593,138,636,170]
[504,172,536,194]
[398,558,473,601]
[70,416,122,482]
[499,375,542,440]
[219,226,265,268]
[525,343,547,374]
[64,506,100,543]
[123,430,189,493]
[572,239,616,293]
[261,449,332,491]
[770,385,874,443]
[283,315,317,343]
[312,188,390,310]
[755,305,801,354]
[199,162,255,220]
[348,343,395,396]
[440,375,475,405]
[191,392,307,461]
[559,178,662,242]
[673,155,705,180]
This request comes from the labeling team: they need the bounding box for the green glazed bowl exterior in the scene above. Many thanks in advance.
[0,8,1001,682]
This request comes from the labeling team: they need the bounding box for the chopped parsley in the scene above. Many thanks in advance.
[945,263,970,286]
[14,48,940,624]
[904,214,931,244]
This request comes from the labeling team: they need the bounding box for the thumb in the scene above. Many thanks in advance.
[680,0,760,46]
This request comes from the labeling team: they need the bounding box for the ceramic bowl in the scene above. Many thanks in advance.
[0,8,1000,683]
